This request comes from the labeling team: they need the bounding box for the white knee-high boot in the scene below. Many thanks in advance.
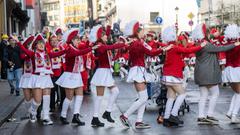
[198,87,208,118]
[207,85,219,117]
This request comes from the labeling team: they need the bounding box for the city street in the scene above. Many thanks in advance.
[1,78,240,135]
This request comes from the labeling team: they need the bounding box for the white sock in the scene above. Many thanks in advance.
[42,95,50,120]
[73,95,83,114]
[227,94,237,116]
[207,85,219,117]
[106,87,119,112]
[61,98,72,118]
[93,96,103,117]
[24,99,32,112]
[232,93,240,116]
[124,90,148,118]
[120,71,124,79]
[120,67,128,75]
[164,98,175,119]
[136,102,146,122]
[198,86,208,118]
[30,99,41,115]
[171,93,186,116]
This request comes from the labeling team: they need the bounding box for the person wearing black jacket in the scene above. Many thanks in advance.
[0,35,9,79]
[3,36,23,96]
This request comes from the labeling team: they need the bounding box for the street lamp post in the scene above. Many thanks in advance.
[175,6,179,35]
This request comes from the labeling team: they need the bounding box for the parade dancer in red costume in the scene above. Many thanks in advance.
[120,21,168,129]
[161,26,205,127]
[78,34,92,95]
[16,34,66,125]
[90,25,127,127]
[56,29,98,125]
[19,35,35,117]
[222,24,240,123]
[46,34,65,112]
[209,28,227,68]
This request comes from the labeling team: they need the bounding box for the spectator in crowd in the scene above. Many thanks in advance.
[3,36,23,96]
[0,34,9,80]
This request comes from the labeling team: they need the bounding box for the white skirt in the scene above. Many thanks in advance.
[126,66,150,83]
[19,73,34,89]
[91,68,115,87]
[32,74,54,89]
[56,72,83,88]
[222,66,240,83]
[162,76,183,85]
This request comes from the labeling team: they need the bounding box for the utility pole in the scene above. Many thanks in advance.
[208,0,213,26]
[3,0,7,33]
[221,0,224,30]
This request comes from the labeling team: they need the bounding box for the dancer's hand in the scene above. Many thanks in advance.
[163,44,173,51]
[234,41,240,46]
[200,41,207,47]
[92,45,100,50]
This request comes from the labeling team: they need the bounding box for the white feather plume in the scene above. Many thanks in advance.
[224,24,240,40]
[162,26,176,43]
[192,24,204,41]
[123,20,138,36]
[89,25,102,43]
[62,28,79,43]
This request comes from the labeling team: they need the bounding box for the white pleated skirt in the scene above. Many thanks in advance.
[56,72,83,89]
[91,68,115,87]
[19,73,34,89]
[32,74,54,89]
[222,66,240,83]
[126,66,150,83]
[162,76,183,86]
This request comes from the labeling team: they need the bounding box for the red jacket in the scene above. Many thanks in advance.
[46,43,65,77]
[163,44,202,78]
[128,39,162,67]
[225,41,240,67]
[211,36,226,60]
[64,45,92,72]
[95,42,126,68]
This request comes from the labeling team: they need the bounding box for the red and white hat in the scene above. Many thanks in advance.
[63,29,79,43]
[89,25,103,43]
[32,34,45,49]
[22,35,34,48]
[192,23,207,42]
[124,20,140,36]
[55,27,63,35]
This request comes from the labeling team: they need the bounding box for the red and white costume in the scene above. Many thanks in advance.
[19,36,35,89]
[17,34,66,89]
[56,30,92,89]
[127,39,162,83]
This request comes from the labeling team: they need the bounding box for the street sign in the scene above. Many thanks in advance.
[155,17,163,25]
[188,12,195,19]
[189,20,194,26]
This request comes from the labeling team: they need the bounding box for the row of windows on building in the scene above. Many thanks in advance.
[44,3,60,11]
[64,0,87,6]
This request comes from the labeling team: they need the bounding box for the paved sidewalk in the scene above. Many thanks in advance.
[0,81,23,126]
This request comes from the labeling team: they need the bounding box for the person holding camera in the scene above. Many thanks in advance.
[3,36,23,96]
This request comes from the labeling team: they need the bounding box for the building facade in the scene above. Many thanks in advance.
[199,0,240,26]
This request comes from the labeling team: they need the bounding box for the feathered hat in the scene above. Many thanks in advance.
[63,29,79,44]
[89,25,103,43]
[162,26,176,43]
[55,27,63,35]
[123,20,140,36]
[191,23,207,42]
[224,24,240,40]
